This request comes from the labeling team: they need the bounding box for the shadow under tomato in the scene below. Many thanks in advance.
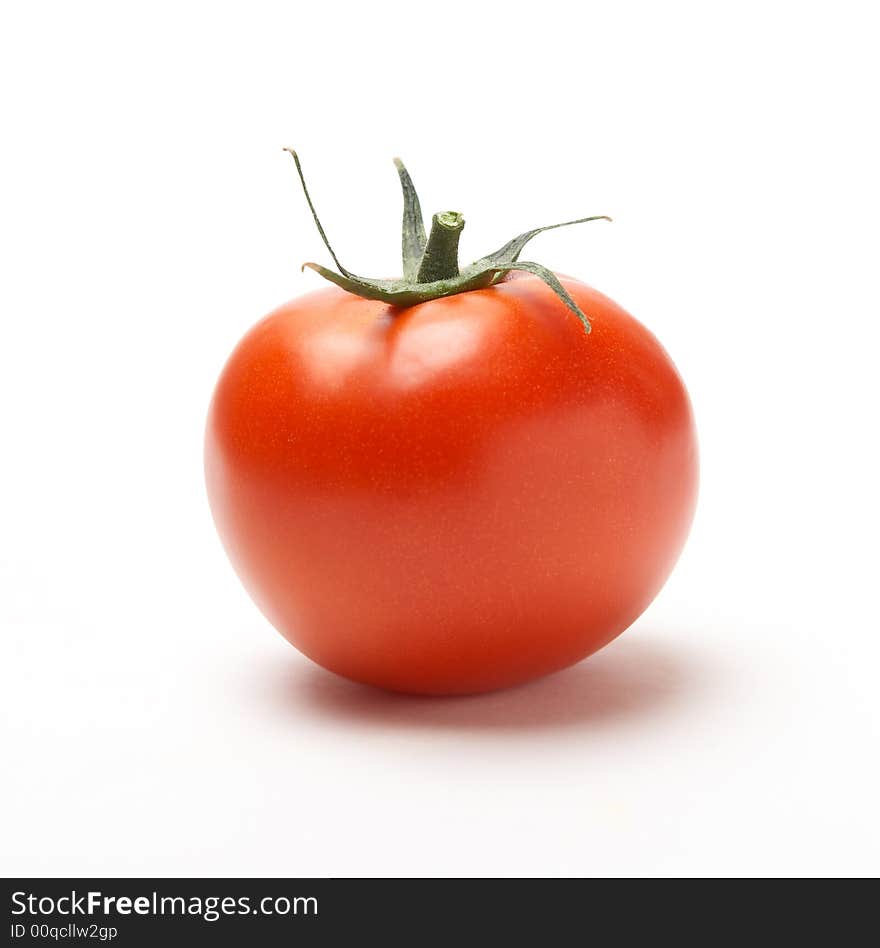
[262,632,712,733]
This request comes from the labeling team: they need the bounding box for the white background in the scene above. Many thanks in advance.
[2,0,878,877]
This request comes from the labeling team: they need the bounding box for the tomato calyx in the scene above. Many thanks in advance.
[284,149,611,333]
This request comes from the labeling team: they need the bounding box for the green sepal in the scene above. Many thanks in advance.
[474,215,612,268]
[472,261,592,332]
[393,158,427,281]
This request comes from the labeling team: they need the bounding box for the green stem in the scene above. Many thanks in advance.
[287,150,612,334]
[416,211,464,283]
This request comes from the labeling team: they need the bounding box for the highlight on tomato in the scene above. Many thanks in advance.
[205,151,698,695]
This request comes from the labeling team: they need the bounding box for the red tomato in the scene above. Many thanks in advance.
[205,272,697,694]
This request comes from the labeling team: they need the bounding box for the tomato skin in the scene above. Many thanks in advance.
[205,274,698,695]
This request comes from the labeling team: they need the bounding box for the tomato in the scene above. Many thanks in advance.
[204,154,698,695]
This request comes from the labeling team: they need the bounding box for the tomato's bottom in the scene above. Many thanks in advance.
[266,605,648,697]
